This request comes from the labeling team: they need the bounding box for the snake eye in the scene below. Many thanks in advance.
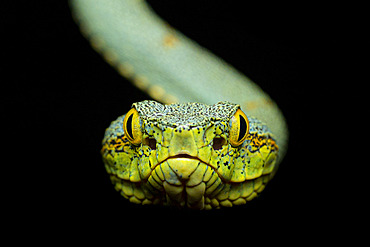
[229,109,249,147]
[123,108,142,145]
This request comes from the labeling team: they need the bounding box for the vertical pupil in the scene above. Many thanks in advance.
[238,115,247,142]
[126,114,134,139]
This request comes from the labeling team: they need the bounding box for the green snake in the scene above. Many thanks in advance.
[70,0,288,209]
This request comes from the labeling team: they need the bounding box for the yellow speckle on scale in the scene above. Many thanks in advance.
[103,49,118,66]
[163,33,178,48]
[117,62,134,78]
[162,94,179,104]
[148,85,166,100]
[244,101,257,110]
[244,98,273,110]
[133,75,150,91]
[90,36,105,53]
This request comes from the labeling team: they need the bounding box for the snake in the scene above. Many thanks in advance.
[70,0,288,209]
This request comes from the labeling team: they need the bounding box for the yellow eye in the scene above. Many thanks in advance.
[122,108,142,145]
[229,109,249,147]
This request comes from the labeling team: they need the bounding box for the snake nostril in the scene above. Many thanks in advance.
[213,137,225,151]
[148,138,156,150]
[143,137,157,150]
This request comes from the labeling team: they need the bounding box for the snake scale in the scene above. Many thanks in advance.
[70,0,288,209]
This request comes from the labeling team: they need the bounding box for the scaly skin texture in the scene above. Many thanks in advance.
[101,101,278,209]
[70,0,288,209]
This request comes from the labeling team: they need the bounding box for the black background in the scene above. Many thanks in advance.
[3,0,335,238]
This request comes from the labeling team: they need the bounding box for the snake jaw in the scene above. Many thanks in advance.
[147,155,216,209]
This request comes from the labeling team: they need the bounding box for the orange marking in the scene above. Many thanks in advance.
[112,138,125,148]
[244,98,273,110]
[245,101,258,110]
[163,33,178,48]
[101,137,128,154]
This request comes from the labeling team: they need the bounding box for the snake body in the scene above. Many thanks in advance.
[70,0,288,209]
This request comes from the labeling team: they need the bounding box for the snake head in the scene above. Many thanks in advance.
[101,100,278,209]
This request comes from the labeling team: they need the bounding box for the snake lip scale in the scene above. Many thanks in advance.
[151,153,225,183]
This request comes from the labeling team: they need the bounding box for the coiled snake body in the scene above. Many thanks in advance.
[70,0,288,209]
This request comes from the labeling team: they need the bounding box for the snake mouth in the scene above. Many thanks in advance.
[165,153,204,163]
[153,153,213,175]
[150,152,229,184]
